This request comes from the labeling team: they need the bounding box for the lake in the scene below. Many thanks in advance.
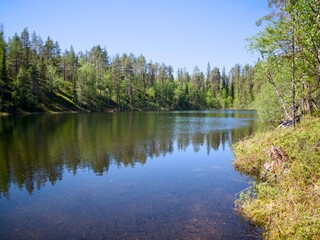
[0,110,261,239]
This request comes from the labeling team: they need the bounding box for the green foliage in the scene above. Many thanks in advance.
[234,117,320,239]
[252,59,292,122]
[0,26,7,111]
[254,83,283,122]
[249,0,320,120]
[1,27,260,113]
[205,90,221,109]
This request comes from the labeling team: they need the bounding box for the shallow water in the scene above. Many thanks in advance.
[0,110,261,239]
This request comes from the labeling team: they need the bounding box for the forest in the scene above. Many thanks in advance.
[0,26,257,114]
[0,0,320,123]
[0,0,320,238]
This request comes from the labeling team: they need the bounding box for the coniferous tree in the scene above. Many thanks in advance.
[205,62,211,92]
[0,26,271,113]
[0,26,8,110]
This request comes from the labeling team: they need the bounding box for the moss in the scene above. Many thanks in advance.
[234,117,320,239]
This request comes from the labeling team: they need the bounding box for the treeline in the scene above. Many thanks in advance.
[2,0,319,121]
[0,27,257,113]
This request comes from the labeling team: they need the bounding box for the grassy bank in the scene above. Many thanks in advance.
[233,117,320,239]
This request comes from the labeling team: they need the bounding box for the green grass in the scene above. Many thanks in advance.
[233,117,320,239]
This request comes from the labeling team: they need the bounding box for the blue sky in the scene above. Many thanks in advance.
[1,0,269,73]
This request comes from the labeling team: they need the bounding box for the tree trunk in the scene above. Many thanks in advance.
[292,21,296,128]
[266,72,291,119]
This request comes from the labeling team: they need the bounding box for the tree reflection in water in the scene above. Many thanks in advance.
[0,111,260,198]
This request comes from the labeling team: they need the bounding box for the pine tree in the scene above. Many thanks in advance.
[0,26,8,110]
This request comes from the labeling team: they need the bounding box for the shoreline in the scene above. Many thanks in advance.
[233,117,320,239]
[0,107,255,117]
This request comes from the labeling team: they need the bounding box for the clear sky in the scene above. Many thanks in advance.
[1,0,269,74]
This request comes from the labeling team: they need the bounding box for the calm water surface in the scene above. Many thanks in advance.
[0,110,261,239]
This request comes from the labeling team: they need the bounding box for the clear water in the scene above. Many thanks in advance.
[0,110,261,239]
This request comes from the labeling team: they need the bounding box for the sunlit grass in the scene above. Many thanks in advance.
[233,117,320,239]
